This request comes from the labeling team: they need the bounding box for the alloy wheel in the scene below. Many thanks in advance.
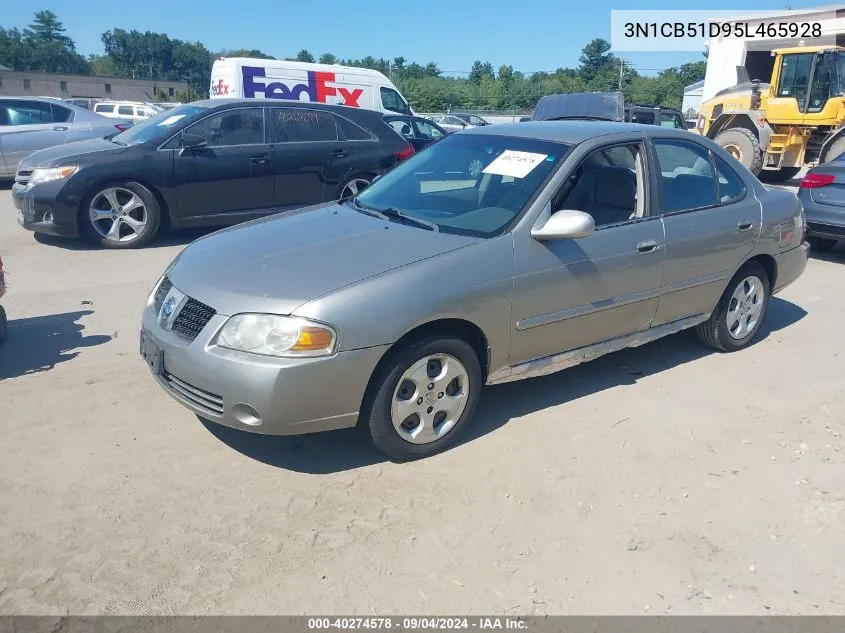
[89,187,148,243]
[341,178,370,198]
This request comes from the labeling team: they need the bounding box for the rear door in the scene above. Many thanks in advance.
[268,107,332,208]
[169,106,275,224]
[0,99,73,171]
[650,137,760,326]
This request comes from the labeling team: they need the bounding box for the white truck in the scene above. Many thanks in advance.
[210,57,414,115]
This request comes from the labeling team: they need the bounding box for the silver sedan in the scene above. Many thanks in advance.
[0,97,131,179]
[141,121,809,460]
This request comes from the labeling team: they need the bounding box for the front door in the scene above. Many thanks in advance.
[510,141,665,366]
[268,107,331,208]
[650,138,760,326]
[171,106,275,225]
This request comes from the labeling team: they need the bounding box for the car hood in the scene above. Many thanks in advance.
[20,138,129,168]
[167,202,482,316]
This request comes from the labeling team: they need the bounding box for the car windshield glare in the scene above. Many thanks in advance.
[354,134,570,237]
[109,105,206,145]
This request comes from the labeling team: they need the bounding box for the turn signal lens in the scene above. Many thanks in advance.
[291,326,335,351]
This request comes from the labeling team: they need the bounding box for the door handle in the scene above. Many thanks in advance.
[53,126,68,131]
[636,239,660,254]
[737,221,754,232]
[331,149,349,158]
[250,154,270,166]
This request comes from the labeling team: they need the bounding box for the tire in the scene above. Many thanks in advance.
[759,166,801,183]
[808,236,837,252]
[714,128,763,176]
[338,176,372,200]
[696,261,770,352]
[822,136,845,164]
[361,335,483,461]
[0,305,6,344]
[82,181,161,249]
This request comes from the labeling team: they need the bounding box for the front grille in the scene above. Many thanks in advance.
[172,298,216,341]
[164,371,224,415]
[153,276,173,313]
[808,222,845,237]
[15,169,32,186]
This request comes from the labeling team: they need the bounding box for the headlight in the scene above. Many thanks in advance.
[28,166,78,186]
[217,314,337,358]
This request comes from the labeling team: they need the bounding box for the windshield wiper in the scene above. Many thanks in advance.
[378,208,439,232]
[346,198,386,220]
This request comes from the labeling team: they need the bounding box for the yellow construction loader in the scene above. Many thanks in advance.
[698,45,845,182]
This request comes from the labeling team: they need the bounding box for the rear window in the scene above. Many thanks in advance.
[336,115,375,141]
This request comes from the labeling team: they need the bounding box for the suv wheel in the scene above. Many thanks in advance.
[83,181,160,249]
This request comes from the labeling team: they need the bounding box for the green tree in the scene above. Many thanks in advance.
[215,48,274,59]
[13,10,89,73]
[0,27,26,70]
[295,49,315,63]
[23,10,75,49]
[88,54,118,77]
[423,62,441,77]
[319,52,337,64]
[578,38,615,83]
[469,60,494,83]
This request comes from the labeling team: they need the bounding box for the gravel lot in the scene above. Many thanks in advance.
[1,185,843,616]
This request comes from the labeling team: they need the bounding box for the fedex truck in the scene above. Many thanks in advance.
[210,57,414,115]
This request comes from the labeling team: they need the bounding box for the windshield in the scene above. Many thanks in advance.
[355,133,571,237]
[109,105,207,146]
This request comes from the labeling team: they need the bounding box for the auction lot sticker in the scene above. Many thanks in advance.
[482,151,548,179]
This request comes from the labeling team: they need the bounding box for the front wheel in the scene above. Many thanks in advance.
[83,181,161,249]
[714,128,763,176]
[361,336,483,461]
[696,261,770,352]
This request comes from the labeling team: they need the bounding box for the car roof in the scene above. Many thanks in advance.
[460,120,695,144]
[190,98,384,117]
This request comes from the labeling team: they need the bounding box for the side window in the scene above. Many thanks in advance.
[777,53,814,102]
[187,108,265,146]
[553,143,647,228]
[336,115,373,141]
[654,140,718,213]
[414,120,444,140]
[380,87,408,114]
[630,110,655,125]
[714,154,746,204]
[4,100,54,125]
[659,112,682,128]
[117,105,134,116]
[387,119,413,137]
[270,108,337,143]
[50,104,73,123]
[96,104,115,114]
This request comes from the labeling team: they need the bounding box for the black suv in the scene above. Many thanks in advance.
[14,99,415,249]
[531,92,687,130]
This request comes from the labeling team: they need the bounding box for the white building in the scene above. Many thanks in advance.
[681,80,704,122]
[702,6,845,102]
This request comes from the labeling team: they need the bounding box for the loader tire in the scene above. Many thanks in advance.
[714,128,763,177]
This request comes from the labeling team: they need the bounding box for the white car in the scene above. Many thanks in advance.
[430,114,475,134]
[93,101,160,122]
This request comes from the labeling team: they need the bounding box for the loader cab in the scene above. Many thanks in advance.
[768,47,845,124]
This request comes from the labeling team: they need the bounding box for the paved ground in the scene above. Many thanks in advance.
[1,186,844,616]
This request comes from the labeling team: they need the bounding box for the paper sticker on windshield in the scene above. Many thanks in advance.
[482,150,549,178]
[158,114,186,126]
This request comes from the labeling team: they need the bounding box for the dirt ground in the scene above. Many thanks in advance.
[0,187,843,616]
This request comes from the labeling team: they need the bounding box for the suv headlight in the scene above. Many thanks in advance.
[217,314,337,358]
[28,166,78,186]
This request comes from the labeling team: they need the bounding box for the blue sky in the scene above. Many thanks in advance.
[3,0,827,76]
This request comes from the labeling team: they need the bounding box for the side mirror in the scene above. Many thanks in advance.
[178,133,207,156]
[531,210,595,241]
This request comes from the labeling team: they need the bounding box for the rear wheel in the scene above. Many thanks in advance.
[759,167,801,183]
[339,176,371,199]
[696,261,770,352]
[808,236,837,252]
[714,128,763,176]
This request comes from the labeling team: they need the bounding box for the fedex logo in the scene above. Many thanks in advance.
[241,66,364,107]
[211,79,230,96]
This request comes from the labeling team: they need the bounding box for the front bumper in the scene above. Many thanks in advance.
[12,180,80,238]
[141,280,390,436]
[772,241,810,295]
